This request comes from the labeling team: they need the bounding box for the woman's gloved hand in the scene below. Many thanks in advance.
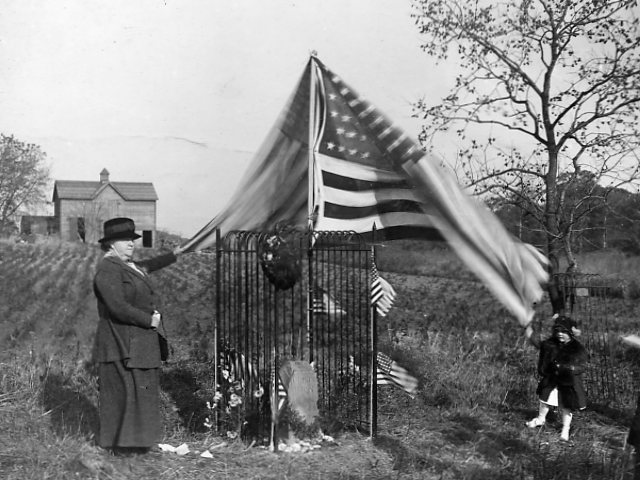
[151,310,161,329]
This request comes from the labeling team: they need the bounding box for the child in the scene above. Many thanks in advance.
[525,315,587,441]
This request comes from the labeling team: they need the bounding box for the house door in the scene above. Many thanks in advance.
[142,230,153,248]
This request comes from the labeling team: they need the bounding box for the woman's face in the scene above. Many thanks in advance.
[555,330,571,343]
[110,238,135,261]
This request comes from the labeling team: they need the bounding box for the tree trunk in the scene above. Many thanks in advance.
[564,234,578,274]
[602,210,607,249]
[545,149,565,314]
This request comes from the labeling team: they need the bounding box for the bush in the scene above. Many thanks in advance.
[627,279,640,300]
[0,220,18,238]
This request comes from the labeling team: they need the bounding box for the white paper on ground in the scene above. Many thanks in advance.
[622,334,640,349]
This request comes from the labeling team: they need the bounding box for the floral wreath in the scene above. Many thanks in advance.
[258,226,301,291]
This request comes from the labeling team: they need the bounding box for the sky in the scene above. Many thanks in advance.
[0,0,456,237]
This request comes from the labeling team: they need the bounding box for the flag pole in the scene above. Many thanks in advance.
[308,52,318,233]
[306,52,318,364]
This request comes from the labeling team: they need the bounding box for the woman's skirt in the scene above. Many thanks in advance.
[98,361,161,448]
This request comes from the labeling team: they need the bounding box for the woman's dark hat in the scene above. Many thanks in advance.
[98,217,141,243]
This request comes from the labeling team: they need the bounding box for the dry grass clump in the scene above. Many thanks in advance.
[0,353,102,480]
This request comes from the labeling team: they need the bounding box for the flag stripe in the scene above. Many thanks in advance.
[322,171,410,191]
[322,185,424,207]
[357,225,444,242]
[315,211,437,233]
[318,154,405,183]
[324,200,425,220]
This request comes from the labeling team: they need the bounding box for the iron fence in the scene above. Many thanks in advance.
[213,229,377,443]
[544,273,639,411]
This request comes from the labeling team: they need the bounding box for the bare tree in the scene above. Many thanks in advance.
[412,0,640,279]
[78,200,110,243]
[0,135,50,232]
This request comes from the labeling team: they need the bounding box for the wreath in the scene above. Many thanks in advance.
[258,227,301,291]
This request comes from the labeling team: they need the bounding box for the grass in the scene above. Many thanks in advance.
[0,238,639,479]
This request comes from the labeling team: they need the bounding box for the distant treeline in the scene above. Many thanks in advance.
[492,181,640,255]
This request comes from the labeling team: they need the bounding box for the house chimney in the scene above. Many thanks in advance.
[100,168,110,183]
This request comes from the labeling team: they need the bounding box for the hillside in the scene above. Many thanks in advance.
[0,239,638,479]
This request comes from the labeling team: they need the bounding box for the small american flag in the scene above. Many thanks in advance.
[371,260,396,317]
[276,375,287,411]
[220,347,260,388]
[270,363,288,413]
[221,347,287,409]
[376,351,418,395]
[312,286,346,315]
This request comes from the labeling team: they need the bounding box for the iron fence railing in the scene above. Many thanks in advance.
[535,274,640,411]
[213,229,376,443]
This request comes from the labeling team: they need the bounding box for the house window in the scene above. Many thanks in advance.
[142,230,153,248]
[77,217,86,242]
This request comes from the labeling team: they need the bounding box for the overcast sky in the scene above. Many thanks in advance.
[1,0,455,236]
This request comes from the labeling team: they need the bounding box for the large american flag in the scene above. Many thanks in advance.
[309,61,439,240]
[181,56,548,326]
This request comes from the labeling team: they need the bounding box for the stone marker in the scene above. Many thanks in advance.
[279,360,319,425]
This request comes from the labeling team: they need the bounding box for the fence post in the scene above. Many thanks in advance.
[307,229,314,364]
[214,227,221,432]
[370,229,378,439]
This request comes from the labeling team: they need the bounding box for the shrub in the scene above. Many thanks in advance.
[627,279,640,300]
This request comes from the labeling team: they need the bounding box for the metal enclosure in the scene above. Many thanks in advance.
[546,273,638,410]
[214,229,377,442]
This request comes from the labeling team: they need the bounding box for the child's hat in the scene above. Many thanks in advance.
[553,315,580,336]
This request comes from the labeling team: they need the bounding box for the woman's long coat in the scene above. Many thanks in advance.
[93,252,176,448]
[536,337,588,411]
[94,253,176,367]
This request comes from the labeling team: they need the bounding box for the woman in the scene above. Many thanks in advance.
[93,217,183,453]
[525,315,587,442]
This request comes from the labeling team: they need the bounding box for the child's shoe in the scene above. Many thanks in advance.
[526,417,545,428]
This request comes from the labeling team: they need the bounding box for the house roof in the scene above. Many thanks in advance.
[53,180,158,201]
